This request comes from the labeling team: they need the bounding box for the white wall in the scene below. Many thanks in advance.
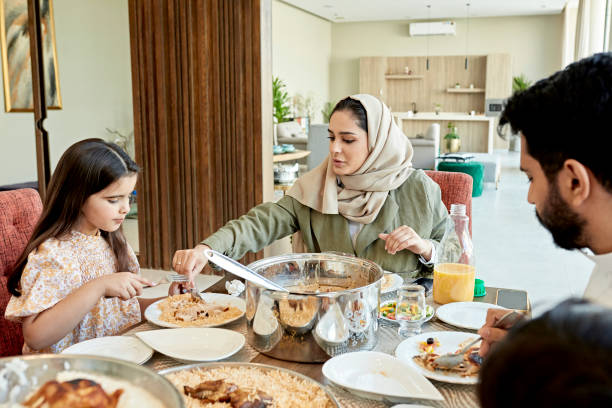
[0,0,133,185]
[330,14,563,102]
[272,0,331,123]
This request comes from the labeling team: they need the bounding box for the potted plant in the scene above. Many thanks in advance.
[508,74,533,151]
[273,77,291,124]
[273,77,291,145]
[433,103,442,115]
[444,122,460,153]
[321,101,336,124]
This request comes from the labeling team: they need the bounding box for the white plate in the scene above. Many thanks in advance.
[436,302,506,330]
[322,351,443,403]
[395,331,481,385]
[144,293,246,328]
[135,328,245,363]
[61,336,153,365]
[381,272,403,294]
[379,302,435,325]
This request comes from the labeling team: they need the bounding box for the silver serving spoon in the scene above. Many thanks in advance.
[203,249,289,292]
[434,310,524,369]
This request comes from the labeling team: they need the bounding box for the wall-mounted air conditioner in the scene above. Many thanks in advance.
[409,21,456,36]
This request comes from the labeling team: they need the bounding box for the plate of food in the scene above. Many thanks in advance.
[322,351,443,403]
[135,328,245,363]
[379,301,434,324]
[436,301,506,330]
[160,362,339,407]
[145,292,245,328]
[0,355,182,407]
[381,272,403,294]
[61,336,153,365]
[395,331,483,385]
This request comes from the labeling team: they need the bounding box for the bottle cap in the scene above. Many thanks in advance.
[474,279,486,297]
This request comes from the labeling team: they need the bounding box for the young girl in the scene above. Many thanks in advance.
[5,138,155,354]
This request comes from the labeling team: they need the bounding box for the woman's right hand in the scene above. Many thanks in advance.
[98,272,152,300]
[172,244,210,285]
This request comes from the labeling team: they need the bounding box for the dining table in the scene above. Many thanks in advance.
[126,276,528,408]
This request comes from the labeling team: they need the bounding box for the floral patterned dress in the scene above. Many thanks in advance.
[5,231,141,354]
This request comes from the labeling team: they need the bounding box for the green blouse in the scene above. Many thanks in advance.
[202,170,449,277]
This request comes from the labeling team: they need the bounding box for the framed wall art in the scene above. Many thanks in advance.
[0,0,61,112]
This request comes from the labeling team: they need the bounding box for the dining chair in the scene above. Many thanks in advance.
[425,170,473,235]
[0,188,43,356]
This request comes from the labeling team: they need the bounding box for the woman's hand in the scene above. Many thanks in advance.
[172,244,210,287]
[98,272,152,300]
[378,226,433,260]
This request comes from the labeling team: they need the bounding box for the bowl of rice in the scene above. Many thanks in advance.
[0,354,183,407]
[160,362,338,408]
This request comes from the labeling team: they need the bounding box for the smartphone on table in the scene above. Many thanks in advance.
[495,289,530,312]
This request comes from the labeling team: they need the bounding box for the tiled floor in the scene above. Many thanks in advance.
[472,150,592,314]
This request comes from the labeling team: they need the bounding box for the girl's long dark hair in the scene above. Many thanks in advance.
[7,138,140,296]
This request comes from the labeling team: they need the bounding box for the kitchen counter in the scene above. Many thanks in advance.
[393,112,495,153]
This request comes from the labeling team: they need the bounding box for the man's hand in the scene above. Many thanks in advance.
[478,308,521,357]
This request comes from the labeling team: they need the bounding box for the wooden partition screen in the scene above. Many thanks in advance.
[128,0,265,269]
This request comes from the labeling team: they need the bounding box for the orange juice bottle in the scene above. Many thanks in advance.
[433,204,475,304]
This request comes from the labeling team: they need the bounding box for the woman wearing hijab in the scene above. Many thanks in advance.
[172,94,449,280]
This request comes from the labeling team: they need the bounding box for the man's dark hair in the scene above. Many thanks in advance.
[499,52,612,192]
[478,299,612,408]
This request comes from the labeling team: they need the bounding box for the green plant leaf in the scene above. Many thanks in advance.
[273,77,292,123]
[512,74,532,94]
[321,101,336,124]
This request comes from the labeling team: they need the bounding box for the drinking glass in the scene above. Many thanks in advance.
[396,284,427,337]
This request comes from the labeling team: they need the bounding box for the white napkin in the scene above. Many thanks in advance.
[225,280,246,296]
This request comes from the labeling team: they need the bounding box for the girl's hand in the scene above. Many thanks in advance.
[378,226,433,260]
[172,244,210,287]
[98,272,152,300]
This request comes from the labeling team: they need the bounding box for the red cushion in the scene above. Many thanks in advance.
[425,170,473,235]
[0,276,24,356]
[0,188,42,356]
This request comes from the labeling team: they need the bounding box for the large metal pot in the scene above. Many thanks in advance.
[245,253,383,362]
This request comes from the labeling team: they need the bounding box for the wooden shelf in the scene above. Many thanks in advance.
[272,149,311,163]
[385,74,424,80]
[446,88,485,93]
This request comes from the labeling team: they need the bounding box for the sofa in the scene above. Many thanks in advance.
[409,124,440,170]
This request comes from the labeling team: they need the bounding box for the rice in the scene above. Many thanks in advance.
[56,371,164,408]
[165,366,334,408]
[159,294,243,327]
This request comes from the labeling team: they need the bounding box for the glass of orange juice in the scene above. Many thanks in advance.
[433,263,475,304]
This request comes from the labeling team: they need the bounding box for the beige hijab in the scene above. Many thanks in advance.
[287,94,414,224]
